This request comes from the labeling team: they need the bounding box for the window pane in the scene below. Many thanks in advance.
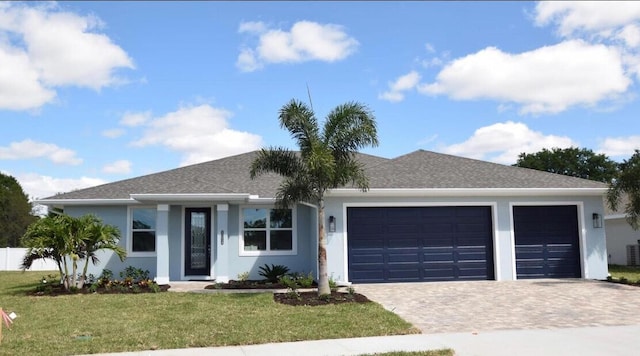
[243,209,267,228]
[133,208,156,230]
[244,231,266,251]
[270,209,292,228]
[270,230,293,250]
[132,231,156,252]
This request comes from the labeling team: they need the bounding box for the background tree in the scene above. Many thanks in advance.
[21,214,126,290]
[0,173,37,247]
[250,99,378,296]
[513,147,618,183]
[608,150,640,230]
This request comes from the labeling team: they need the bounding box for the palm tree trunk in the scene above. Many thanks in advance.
[62,256,71,290]
[317,199,331,296]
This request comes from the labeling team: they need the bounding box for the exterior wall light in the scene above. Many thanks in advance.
[593,213,603,228]
[328,216,336,233]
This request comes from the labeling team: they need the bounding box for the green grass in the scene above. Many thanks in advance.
[359,351,454,356]
[0,271,418,355]
[608,264,640,283]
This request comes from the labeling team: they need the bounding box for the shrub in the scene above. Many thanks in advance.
[329,275,338,291]
[237,271,250,281]
[120,266,150,282]
[288,271,314,288]
[258,264,290,283]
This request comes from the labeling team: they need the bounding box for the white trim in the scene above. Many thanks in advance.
[36,198,138,206]
[154,276,170,285]
[605,214,627,220]
[509,202,586,280]
[127,206,158,257]
[238,205,298,256]
[180,206,215,281]
[131,193,250,202]
[157,204,169,212]
[329,188,606,197]
[342,201,499,283]
[217,204,229,212]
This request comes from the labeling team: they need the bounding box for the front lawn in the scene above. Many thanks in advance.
[0,272,418,355]
[608,264,640,283]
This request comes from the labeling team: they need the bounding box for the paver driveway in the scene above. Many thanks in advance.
[355,279,640,334]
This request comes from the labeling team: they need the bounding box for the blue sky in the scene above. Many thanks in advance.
[2,1,640,201]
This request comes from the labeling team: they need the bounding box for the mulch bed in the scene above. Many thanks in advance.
[29,284,170,296]
[273,291,370,306]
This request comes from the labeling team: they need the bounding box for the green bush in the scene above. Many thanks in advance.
[258,264,290,283]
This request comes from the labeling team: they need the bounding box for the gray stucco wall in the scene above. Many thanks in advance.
[323,194,608,283]
[605,217,640,265]
[224,204,316,280]
[64,205,156,279]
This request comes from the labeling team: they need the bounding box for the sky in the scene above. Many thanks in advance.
[2,1,640,201]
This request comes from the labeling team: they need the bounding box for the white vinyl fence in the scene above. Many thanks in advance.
[0,247,57,271]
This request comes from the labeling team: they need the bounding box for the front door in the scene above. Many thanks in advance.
[185,208,211,276]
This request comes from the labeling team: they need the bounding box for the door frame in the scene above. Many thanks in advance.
[181,206,215,280]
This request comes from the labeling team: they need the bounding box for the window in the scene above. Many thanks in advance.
[130,208,156,254]
[241,207,295,255]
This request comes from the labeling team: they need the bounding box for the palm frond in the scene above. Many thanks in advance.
[323,101,379,153]
[250,147,303,179]
[278,99,320,154]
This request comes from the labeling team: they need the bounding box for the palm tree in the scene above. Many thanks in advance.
[21,214,74,289]
[608,149,640,229]
[21,214,126,290]
[250,99,378,295]
[76,215,126,288]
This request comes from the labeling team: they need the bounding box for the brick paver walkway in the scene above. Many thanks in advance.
[355,279,640,334]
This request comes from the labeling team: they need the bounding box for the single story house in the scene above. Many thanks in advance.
[605,195,640,265]
[37,150,609,284]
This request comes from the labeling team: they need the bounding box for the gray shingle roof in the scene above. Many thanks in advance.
[366,150,607,189]
[43,149,605,201]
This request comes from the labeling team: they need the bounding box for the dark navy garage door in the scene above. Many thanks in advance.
[513,205,581,279]
[347,206,494,283]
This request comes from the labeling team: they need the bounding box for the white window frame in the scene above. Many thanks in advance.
[127,206,157,257]
[239,205,297,256]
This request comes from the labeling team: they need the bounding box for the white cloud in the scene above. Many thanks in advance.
[102,128,125,138]
[378,71,421,103]
[120,111,151,127]
[12,172,106,200]
[236,48,262,72]
[0,44,56,110]
[0,139,82,165]
[236,20,358,72]
[102,159,132,174]
[419,40,630,114]
[238,21,267,34]
[130,104,263,166]
[437,121,577,164]
[598,135,640,157]
[0,3,133,110]
[616,24,640,48]
[535,1,640,38]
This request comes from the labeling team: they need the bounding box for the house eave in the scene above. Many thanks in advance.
[129,193,252,202]
[327,187,608,197]
[35,198,139,206]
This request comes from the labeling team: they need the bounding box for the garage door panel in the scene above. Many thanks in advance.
[388,252,419,263]
[513,205,580,279]
[388,238,420,248]
[348,206,494,283]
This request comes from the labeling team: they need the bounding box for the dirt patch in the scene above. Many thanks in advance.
[274,291,370,306]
